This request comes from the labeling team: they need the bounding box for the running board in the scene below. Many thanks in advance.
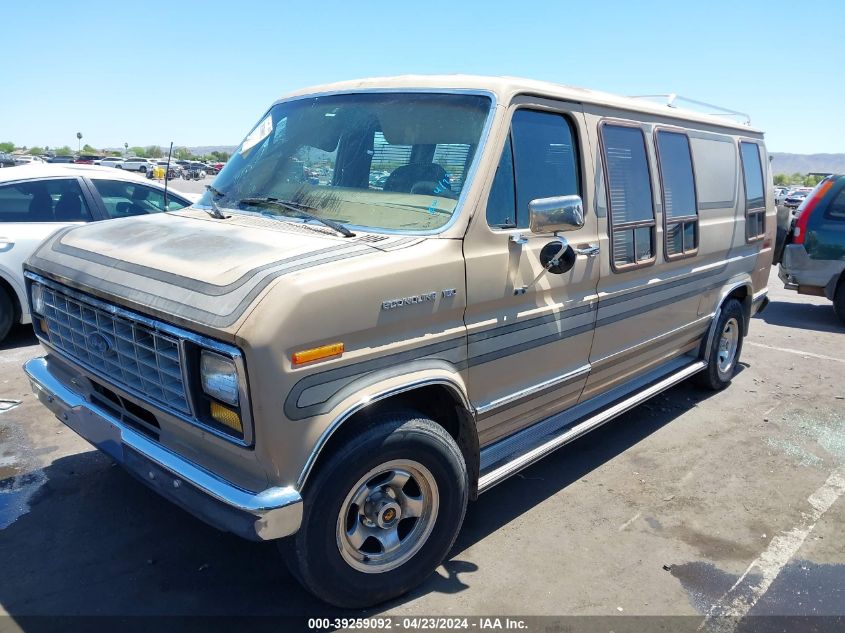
[477,360,706,493]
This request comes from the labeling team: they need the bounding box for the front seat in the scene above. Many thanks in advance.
[53,192,87,221]
[27,189,54,222]
[382,163,451,196]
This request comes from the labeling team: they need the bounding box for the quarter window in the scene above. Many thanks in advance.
[826,186,845,220]
[739,141,766,241]
[486,109,580,229]
[601,124,656,269]
[92,180,188,217]
[656,131,698,258]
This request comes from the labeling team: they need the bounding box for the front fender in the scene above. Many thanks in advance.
[292,362,471,490]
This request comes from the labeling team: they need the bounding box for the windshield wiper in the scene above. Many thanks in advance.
[203,185,229,219]
[237,196,355,238]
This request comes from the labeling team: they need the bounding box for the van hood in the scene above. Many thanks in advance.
[25,210,422,336]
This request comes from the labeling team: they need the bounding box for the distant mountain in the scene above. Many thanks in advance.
[771,153,845,175]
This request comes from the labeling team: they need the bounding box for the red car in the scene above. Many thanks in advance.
[74,154,103,165]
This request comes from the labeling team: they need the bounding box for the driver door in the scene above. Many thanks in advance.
[464,100,600,446]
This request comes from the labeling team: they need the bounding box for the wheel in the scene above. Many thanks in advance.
[696,298,744,390]
[833,280,845,324]
[0,288,14,344]
[139,166,146,174]
[281,413,468,608]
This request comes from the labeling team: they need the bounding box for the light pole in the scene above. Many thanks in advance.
[124,142,128,158]
[76,132,82,154]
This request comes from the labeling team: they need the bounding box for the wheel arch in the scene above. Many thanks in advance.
[702,280,753,361]
[0,270,24,325]
[296,377,480,499]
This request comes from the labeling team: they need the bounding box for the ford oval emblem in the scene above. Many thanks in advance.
[87,332,114,356]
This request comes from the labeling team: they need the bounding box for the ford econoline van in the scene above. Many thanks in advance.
[23,75,773,607]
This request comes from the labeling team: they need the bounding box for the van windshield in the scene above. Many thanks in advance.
[196,92,492,232]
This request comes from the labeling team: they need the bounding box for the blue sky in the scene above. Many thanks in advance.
[2,0,842,154]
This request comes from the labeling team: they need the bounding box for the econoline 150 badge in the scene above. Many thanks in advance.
[382,289,457,310]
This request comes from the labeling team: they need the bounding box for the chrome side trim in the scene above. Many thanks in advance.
[296,377,472,490]
[24,356,301,540]
[25,271,254,447]
[477,360,706,493]
[475,364,591,416]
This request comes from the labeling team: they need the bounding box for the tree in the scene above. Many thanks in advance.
[145,145,163,158]
[54,145,73,156]
[0,141,15,153]
[28,146,44,155]
[174,147,193,160]
[210,150,230,162]
[82,144,99,155]
[773,174,787,186]
[803,174,822,187]
[129,146,147,157]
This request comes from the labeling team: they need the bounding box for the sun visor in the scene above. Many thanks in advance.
[378,102,487,145]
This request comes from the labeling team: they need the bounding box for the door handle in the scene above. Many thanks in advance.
[572,244,600,257]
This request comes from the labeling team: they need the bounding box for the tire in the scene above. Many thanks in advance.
[139,166,146,174]
[0,288,14,344]
[833,280,845,325]
[281,413,468,608]
[695,298,744,390]
[116,165,122,169]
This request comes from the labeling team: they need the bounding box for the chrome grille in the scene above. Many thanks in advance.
[41,285,190,414]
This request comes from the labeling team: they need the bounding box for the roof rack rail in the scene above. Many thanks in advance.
[628,94,751,125]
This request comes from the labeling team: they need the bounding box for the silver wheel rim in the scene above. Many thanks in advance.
[336,459,439,574]
[717,317,740,374]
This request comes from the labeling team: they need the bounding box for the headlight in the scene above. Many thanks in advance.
[31,283,45,315]
[200,351,239,406]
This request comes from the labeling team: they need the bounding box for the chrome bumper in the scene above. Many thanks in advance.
[24,356,302,541]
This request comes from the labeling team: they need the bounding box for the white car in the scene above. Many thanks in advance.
[13,155,47,166]
[0,165,193,342]
[121,157,157,174]
[100,157,125,169]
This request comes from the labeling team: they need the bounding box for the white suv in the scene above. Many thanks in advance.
[121,157,156,174]
[100,157,125,169]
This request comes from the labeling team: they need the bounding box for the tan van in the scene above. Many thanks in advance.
[23,76,774,607]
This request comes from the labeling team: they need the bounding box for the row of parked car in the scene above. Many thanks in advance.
[1,153,225,179]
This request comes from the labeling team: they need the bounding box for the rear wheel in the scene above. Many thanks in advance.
[696,299,744,390]
[281,413,468,608]
[0,288,14,344]
[833,280,845,324]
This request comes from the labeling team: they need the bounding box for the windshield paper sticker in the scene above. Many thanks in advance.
[240,115,274,154]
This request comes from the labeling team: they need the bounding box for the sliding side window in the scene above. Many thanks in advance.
[739,141,766,241]
[656,130,698,259]
[601,123,656,270]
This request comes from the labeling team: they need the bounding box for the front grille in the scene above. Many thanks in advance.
[41,285,191,415]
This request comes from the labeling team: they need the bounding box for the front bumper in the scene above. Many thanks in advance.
[24,356,302,541]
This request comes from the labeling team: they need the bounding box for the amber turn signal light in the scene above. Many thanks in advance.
[292,342,344,367]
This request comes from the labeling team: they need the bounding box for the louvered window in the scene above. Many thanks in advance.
[740,141,766,241]
[601,124,656,269]
[656,130,699,259]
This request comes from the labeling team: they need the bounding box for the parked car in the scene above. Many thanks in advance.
[74,154,103,165]
[154,160,182,179]
[783,188,811,209]
[774,186,789,205]
[181,162,207,180]
[0,165,192,342]
[48,155,75,164]
[777,174,845,322]
[121,157,157,174]
[0,152,18,168]
[100,157,125,168]
[22,76,773,608]
[13,155,46,166]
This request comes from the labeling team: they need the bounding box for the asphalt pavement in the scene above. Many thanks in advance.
[0,267,843,629]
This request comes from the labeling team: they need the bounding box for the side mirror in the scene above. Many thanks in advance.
[528,195,585,234]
